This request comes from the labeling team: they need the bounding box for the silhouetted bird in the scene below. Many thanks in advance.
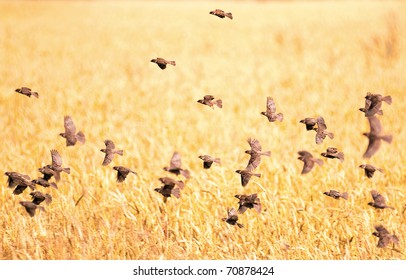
[314,116,334,144]
[360,92,392,117]
[163,152,191,179]
[372,225,399,248]
[300,117,318,131]
[150,57,176,69]
[197,95,222,108]
[5,172,36,195]
[359,164,383,178]
[198,155,221,169]
[32,178,58,189]
[236,166,261,187]
[30,191,52,205]
[261,97,283,122]
[154,180,181,203]
[323,190,348,200]
[49,149,70,181]
[234,194,262,214]
[15,87,39,98]
[368,190,394,209]
[210,9,233,19]
[363,116,392,158]
[321,147,344,162]
[222,208,243,228]
[113,166,137,183]
[245,138,271,169]
[19,201,44,217]
[38,165,56,181]
[59,115,85,146]
[100,140,124,166]
[297,150,323,174]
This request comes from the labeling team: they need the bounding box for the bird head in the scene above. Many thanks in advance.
[150,59,156,63]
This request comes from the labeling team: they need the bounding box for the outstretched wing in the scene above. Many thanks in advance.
[64,115,76,134]
[51,149,62,167]
[170,152,182,169]
[266,97,276,113]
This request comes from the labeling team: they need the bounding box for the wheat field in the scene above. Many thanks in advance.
[0,0,405,260]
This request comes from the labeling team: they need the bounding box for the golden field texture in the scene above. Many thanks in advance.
[0,0,406,260]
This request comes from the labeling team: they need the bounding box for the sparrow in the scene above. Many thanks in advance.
[30,191,52,205]
[314,116,334,144]
[368,190,394,209]
[210,9,233,20]
[363,116,392,158]
[360,92,392,117]
[198,155,221,169]
[154,180,181,203]
[222,208,243,228]
[323,190,348,200]
[5,172,36,195]
[163,152,191,179]
[321,147,344,162]
[19,201,45,217]
[261,97,283,122]
[38,165,56,181]
[197,95,222,108]
[159,177,185,190]
[150,57,176,70]
[234,193,262,214]
[359,164,383,178]
[236,165,261,187]
[245,138,271,169]
[113,166,137,183]
[300,117,318,131]
[48,149,70,181]
[15,87,39,98]
[32,178,58,189]
[372,225,399,248]
[297,150,323,174]
[100,140,124,166]
[59,115,85,146]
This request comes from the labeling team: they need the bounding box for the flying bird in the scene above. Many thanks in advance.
[245,138,271,169]
[372,225,399,248]
[368,190,394,209]
[314,116,334,144]
[19,201,45,217]
[359,164,383,178]
[198,155,221,169]
[360,92,392,117]
[210,9,233,19]
[15,87,39,98]
[49,149,70,181]
[222,208,243,228]
[150,57,176,70]
[197,95,222,108]
[323,190,348,200]
[297,150,323,174]
[261,97,283,122]
[159,177,185,190]
[59,115,85,146]
[363,116,392,158]
[113,166,137,183]
[234,193,262,214]
[30,191,52,205]
[300,117,318,131]
[100,140,124,166]
[154,180,181,203]
[321,147,344,162]
[236,165,261,187]
[163,152,191,179]
[38,165,56,181]
[5,172,36,195]
[32,178,58,189]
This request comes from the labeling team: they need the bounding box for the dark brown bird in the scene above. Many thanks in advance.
[30,191,52,205]
[368,190,394,209]
[19,201,45,217]
[150,57,176,70]
[163,152,191,179]
[113,166,137,183]
[210,9,233,19]
[197,95,222,108]
[154,179,181,203]
[222,208,243,228]
[360,92,392,117]
[314,116,334,144]
[32,178,58,189]
[372,225,399,248]
[198,155,221,169]
[323,190,349,200]
[363,116,392,158]
[48,149,70,181]
[245,138,271,169]
[300,117,318,131]
[159,177,185,190]
[59,115,85,146]
[236,165,261,187]
[234,193,262,214]
[15,87,39,98]
[297,150,323,174]
[38,165,56,181]
[100,140,124,166]
[359,164,383,178]
[261,96,283,122]
[5,172,36,195]
[321,147,344,162]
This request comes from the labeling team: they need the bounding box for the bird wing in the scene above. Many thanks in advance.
[204,95,215,102]
[64,115,76,134]
[247,154,261,170]
[363,136,381,158]
[247,138,262,152]
[266,97,276,113]
[102,152,114,166]
[367,116,382,135]
[170,152,182,169]
[298,150,313,159]
[104,139,115,149]
[51,149,62,167]
[301,158,315,174]
[374,225,390,235]
[316,116,327,131]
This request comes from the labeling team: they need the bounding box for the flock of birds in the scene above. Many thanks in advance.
[5,8,400,251]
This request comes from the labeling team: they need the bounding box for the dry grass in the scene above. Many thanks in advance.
[0,0,405,260]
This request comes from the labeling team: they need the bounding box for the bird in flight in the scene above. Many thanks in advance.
[100,140,124,166]
[150,57,176,69]
[197,95,222,108]
[15,87,39,98]
[59,115,85,146]
[297,150,323,174]
[210,9,233,19]
[363,116,392,158]
[261,97,283,122]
